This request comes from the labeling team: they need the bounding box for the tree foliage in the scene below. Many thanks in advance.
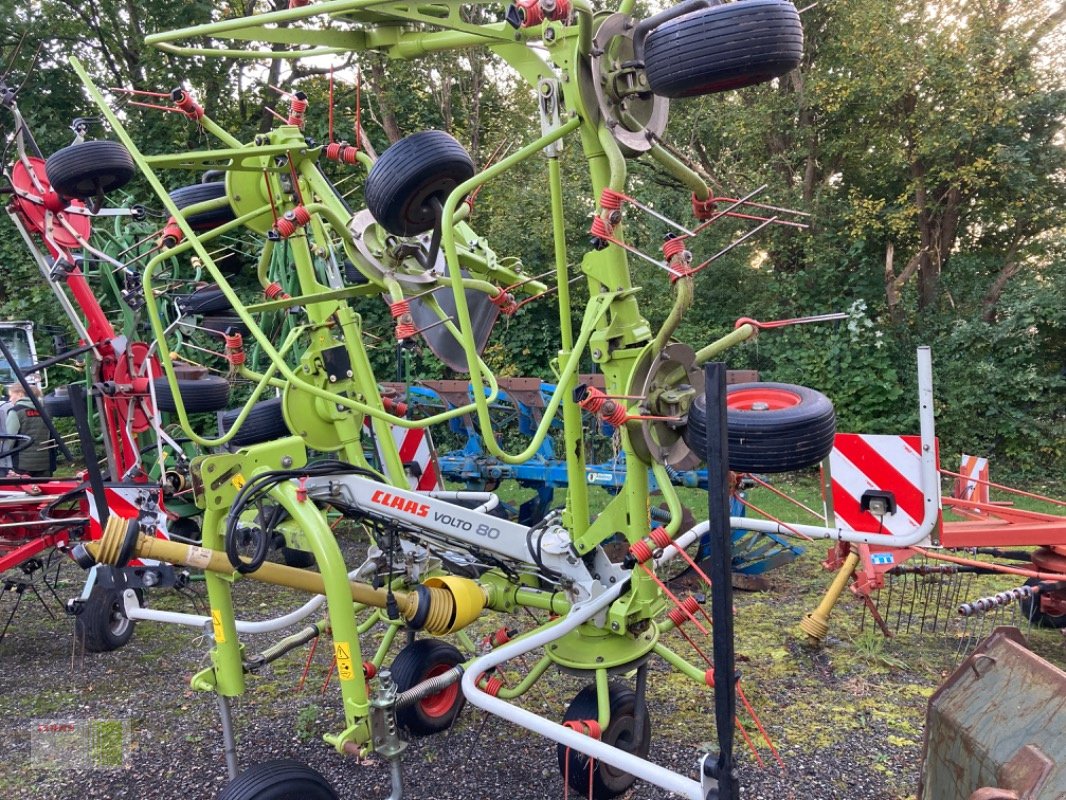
[1,0,1063,474]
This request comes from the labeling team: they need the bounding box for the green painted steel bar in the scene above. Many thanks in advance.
[597,124,627,193]
[145,0,379,46]
[271,480,370,730]
[144,143,303,170]
[651,461,684,537]
[652,641,708,685]
[368,615,403,667]
[440,117,604,464]
[648,141,709,200]
[651,276,694,354]
[512,587,571,615]
[494,654,554,700]
[595,668,611,727]
[695,323,757,365]
[198,505,245,697]
[549,155,589,535]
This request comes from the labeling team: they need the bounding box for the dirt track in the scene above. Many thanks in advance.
[1,539,1062,800]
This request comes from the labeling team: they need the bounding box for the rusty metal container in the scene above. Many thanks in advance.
[920,627,1066,800]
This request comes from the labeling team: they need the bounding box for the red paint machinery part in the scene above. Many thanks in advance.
[418,663,460,719]
[10,157,92,249]
[726,386,802,411]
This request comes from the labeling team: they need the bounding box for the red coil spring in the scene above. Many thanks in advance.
[576,385,607,413]
[515,0,544,26]
[158,218,184,249]
[599,188,626,210]
[489,290,517,315]
[389,299,411,318]
[691,192,717,221]
[172,90,205,121]
[224,332,245,367]
[629,539,654,564]
[670,263,695,282]
[704,668,716,687]
[289,0,311,7]
[325,142,359,164]
[382,396,409,417]
[363,661,377,679]
[577,385,628,427]
[264,282,290,300]
[648,526,672,549]
[483,675,505,697]
[287,95,308,128]
[667,596,701,627]
[662,237,687,259]
[484,627,513,648]
[275,206,311,238]
[562,719,602,739]
[394,323,417,340]
[551,0,572,21]
[589,215,613,239]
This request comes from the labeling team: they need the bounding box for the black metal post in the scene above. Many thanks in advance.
[67,383,110,532]
[0,335,74,462]
[703,362,738,800]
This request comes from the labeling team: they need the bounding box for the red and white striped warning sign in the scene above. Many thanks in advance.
[829,433,939,536]
[367,425,443,492]
[953,454,989,504]
[83,485,170,565]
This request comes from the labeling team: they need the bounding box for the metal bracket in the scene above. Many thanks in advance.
[538,79,564,158]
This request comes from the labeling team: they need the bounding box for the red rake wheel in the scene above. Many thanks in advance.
[726,385,803,411]
[683,381,836,473]
[113,341,162,434]
[10,156,92,248]
[390,637,465,736]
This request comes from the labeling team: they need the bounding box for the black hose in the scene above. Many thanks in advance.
[222,460,378,573]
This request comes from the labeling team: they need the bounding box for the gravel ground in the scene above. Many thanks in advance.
[1,535,1062,800]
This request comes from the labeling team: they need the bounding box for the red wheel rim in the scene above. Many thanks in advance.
[112,342,162,433]
[419,663,459,718]
[727,387,801,411]
[11,157,92,249]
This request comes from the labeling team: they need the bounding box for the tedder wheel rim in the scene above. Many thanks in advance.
[726,386,802,411]
[419,662,460,719]
[108,599,131,638]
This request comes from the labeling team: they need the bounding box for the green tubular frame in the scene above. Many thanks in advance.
[67,0,761,762]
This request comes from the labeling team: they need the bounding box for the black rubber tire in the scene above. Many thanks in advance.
[364,130,475,237]
[201,315,251,336]
[167,516,202,542]
[557,682,651,799]
[152,375,231,413]
[45,140,136,199]
[217,759,338,800]
[390,638,465,736]
[683,382,835,473]
[1020,579,1066,629]
[75,586,135,652]
[644,0,804,98]
[169,182,237,230]
[43,390,74,418]
[177,286,233,316]
[281,547,315,569]
[219,397,289,446]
